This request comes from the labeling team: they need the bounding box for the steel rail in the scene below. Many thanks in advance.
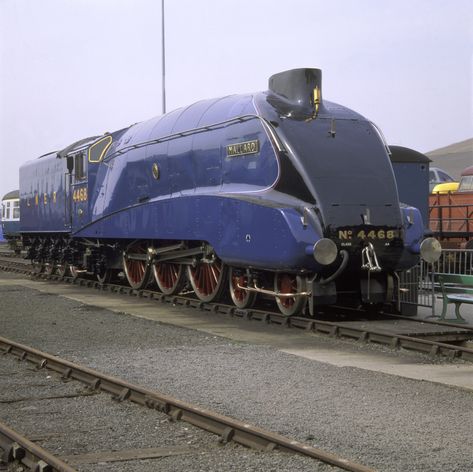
[0,336,374,472]
[0,419,77,472]
[1,259,473,362]
[186,300,473,361]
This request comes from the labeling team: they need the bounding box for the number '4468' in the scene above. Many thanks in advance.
[73,188,87,202]
[357,230,396,240]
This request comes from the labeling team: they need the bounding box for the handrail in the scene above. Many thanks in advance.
[103,114,266,162]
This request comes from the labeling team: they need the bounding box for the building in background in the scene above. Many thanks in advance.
[426,138,473,180]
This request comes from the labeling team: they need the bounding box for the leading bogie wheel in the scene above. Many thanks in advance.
[123,243,150,290]
[274,273,306,316]
[187,257,227,302]
[229,267,257,309]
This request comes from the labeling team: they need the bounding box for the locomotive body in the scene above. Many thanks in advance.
[20,68,437,314]
[20,153,69,233]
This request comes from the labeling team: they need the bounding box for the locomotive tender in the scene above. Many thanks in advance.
[20,68,439,315]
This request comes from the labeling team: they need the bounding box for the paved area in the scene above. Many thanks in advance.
[1,271,473,471]
[1,276,473,391]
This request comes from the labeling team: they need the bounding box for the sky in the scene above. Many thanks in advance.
[0,0,472,198]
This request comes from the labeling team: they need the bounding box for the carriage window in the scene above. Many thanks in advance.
[75,153,86,180]
[13,201,19,219]
[88,135,112,163]
[1,203,4,219]
[459,176,473,192]
[5,202,10,219]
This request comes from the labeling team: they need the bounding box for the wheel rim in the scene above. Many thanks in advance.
[274,273,305,316]
[43,262,55,275]
[69,265,81,279]
[187,258,226,302]
[123,243,150,289]
[153,262,184,295]
[56,263,68,277]
[97,269,112,284]
[229,267,256,309]
[31,260,44,274]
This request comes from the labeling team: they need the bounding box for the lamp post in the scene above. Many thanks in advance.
[161,0,166,114]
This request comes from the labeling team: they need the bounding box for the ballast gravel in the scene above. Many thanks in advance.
[0,356,333,472]
[0,271,472,471]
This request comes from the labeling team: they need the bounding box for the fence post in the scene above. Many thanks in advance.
[430,263,436,317]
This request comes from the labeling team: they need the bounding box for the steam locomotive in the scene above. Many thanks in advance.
[19,68,440,315]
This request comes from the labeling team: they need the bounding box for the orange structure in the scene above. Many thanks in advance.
[429,166,473,248]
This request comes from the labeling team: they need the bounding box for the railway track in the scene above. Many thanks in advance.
[1,257,473,363]
[0,420,75,472]
[0,336,373,472]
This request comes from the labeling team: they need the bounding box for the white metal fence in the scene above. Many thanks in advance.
[397,249,473,315]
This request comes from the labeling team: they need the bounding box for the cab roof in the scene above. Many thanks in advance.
[461,165,473,176]
[2,190,19,201]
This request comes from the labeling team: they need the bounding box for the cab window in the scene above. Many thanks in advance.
[75,153,86,180]
[459,176,473,192]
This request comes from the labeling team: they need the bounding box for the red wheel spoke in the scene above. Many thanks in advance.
[275,273,305,316]
[154,262,183,295]
[201,267,207,295]
[229,267,256,309]
[124,243,149,289]
[188,258,225,302]
[210,265,219,287]
[206,266,213,294]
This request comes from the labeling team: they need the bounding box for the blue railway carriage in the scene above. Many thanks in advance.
[19,68,440,315]
[1,190,21,252]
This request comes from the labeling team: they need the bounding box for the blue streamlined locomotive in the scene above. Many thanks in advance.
[20,68,440,315]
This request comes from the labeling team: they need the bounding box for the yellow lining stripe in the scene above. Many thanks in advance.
[88,135,113,163]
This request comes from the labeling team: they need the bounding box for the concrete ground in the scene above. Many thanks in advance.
[1,271,473,472]
[0,275,473,392]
